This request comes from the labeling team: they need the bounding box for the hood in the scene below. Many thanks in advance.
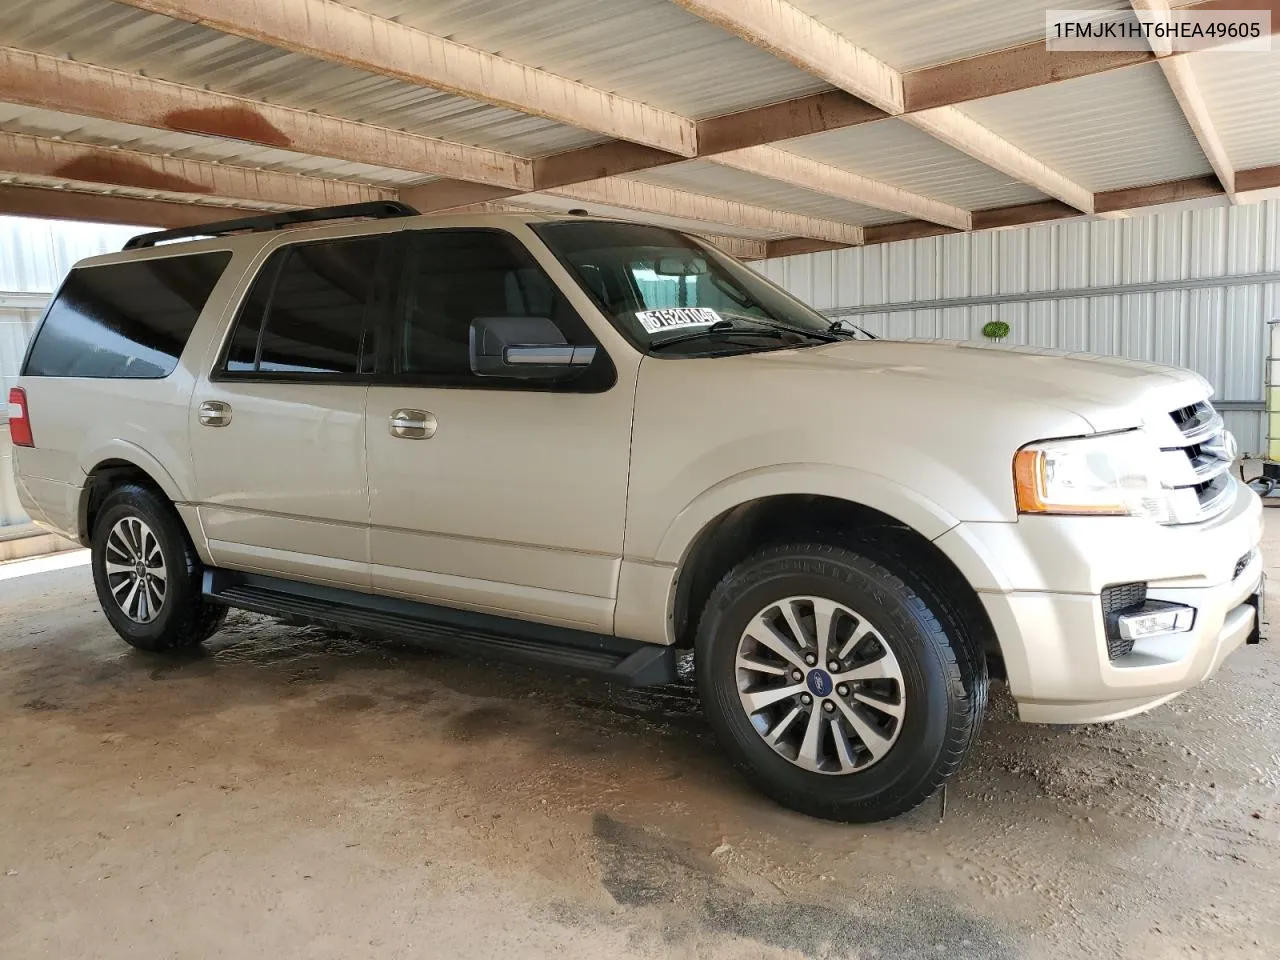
[747,338,1211,432]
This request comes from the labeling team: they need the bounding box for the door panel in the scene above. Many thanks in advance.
[188,233,391,589]
[190,382,370,588]
[364,228,635,630]
[366,386,632,629]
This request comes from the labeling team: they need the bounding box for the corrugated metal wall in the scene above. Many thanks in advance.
[754,199,1280,455]
[0,215,139,527]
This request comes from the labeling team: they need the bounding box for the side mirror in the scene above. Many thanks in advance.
[469,316,597,379]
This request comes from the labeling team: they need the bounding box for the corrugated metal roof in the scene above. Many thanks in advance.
[787,0,1130,71]
[0,0,605,158]
[625,160,903,226]
[0,104,433,187]
[344,0,832,120]
[961,63,1212,192]
[781,119,1049,211]
[1194,49,1280,173]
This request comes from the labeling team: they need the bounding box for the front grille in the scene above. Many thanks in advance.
[1155,397,1236,525]
[1102,582,1148,659]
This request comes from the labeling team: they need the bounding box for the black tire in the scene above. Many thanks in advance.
[90,483,227,651]
[694,542,986,823]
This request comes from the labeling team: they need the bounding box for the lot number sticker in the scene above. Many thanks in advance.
[635,307,722,334]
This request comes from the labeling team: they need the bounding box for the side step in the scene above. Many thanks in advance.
[202,569,677,687]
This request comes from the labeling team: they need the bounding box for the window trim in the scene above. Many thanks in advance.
[211,234,392,385]
[375,226,617,394]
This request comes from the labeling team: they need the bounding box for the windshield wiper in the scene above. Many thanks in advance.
[648,318,788,350]
[828,318,877,339]
[713,312,841,343]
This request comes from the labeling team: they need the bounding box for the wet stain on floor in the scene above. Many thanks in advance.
[1,561,1279,959]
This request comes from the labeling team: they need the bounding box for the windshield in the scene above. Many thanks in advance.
[533,221,869,355]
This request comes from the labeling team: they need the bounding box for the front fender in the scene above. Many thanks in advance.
[652,462,963,567]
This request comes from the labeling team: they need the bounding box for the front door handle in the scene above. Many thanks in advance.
[198,400,232,427]
[389,409,437,440]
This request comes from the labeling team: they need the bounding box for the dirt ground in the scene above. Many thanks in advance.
[1,522,1278,960]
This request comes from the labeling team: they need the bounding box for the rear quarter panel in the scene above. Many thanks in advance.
[14,242,253,535]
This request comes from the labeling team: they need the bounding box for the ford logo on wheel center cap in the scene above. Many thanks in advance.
[806,668,833,698]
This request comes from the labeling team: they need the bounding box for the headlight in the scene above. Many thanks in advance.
[1014,431,1169,520]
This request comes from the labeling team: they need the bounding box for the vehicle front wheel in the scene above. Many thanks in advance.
[695,542,986,822]
[91,483,226,651]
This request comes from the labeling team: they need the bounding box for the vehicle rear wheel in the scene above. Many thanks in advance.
[91,483,226,651]
[694,542,986,822]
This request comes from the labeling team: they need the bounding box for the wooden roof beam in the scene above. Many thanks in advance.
[670,0,1096,213]
[0,131,391,208]
[113,0,697,156]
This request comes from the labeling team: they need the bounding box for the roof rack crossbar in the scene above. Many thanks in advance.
[122,200,420,250]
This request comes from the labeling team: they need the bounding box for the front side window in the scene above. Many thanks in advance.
[224,236,384,376]
[396,229,608,388]
[23,251,231,379]
[533,221,867,356]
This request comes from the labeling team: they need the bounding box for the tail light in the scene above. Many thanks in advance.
[7,387,33,447]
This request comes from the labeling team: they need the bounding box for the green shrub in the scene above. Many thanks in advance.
[982,320,1010,340]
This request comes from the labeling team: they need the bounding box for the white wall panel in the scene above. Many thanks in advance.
[757,200,1280,454]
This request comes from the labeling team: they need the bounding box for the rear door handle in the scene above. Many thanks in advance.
[389,409,436,440]
[198,400,232,427]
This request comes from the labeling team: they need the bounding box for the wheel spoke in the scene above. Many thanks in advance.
[736,654,788,677]
[746,615,808,671]
[835,699,894,761]
[110,575,134,598]
[830,718,857,771]
[145,578,165,615]
[797,709,824,766]
[120,578,141,620]
[106,530,133,563]
[778,601,811,651]
[104,561,135,577]
[837,620,875,659]
[765,705,803,745]
[853,690,905,720]
[136,581,149,621]
[147,565,167,583]
[741,682,805,713]
[835,654,898,683]
[811,597,839,666]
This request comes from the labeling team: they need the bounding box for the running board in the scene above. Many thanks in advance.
[201,569,677,687]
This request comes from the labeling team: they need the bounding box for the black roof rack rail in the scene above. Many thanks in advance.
[122,200,420,251]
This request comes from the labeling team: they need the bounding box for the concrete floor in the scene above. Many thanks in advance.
[1,521,1278,960]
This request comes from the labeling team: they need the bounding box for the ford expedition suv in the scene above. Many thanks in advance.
[9,201,1265,822]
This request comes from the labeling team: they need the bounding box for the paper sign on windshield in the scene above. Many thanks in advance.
[635,307,722,334]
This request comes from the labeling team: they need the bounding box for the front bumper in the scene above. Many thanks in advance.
[942,484,1264,724]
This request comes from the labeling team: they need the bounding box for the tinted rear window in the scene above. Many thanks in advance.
[22,252,231,379]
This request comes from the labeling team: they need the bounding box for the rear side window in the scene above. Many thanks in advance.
[223,237,384,376]
[22,252,231,378]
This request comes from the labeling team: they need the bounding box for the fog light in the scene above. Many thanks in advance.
[1116,603,1195,640]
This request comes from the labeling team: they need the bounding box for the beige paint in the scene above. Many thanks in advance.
[114,0,697,157]
[12,210,1262,724]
